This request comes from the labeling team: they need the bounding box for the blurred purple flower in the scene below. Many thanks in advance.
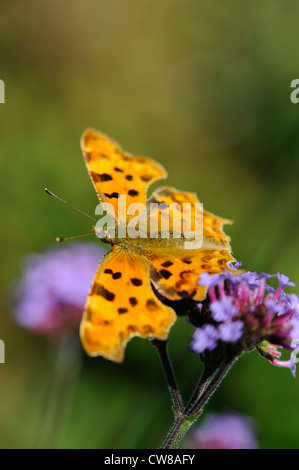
[191,324,219,353]
[210,297,238,322]
[218,320,244,342]
[191,270,299,376]
[13,243,105,337]
[187,412,259,449]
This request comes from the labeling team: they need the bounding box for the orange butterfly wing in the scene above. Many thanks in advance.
[80,246,176,362]
[81,129,167,221]
[143,248,235,302]
[141,186,235,301]
[146,186,232,246]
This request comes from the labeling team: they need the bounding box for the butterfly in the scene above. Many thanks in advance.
[80,129,236,363]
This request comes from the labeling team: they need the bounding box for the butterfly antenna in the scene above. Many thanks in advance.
[45,188,96,222]
[56,231,95,243]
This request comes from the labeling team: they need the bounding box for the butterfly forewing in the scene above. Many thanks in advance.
[81,129,167,223]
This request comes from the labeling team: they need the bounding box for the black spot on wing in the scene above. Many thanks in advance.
[91,283,115,301]
[112,272,122,279]
[159,269,172,280]
[104,192,120,199]
[131,278,143,286]
[118,308,128,314]
[161,260,173,268]
[129,297,138,306]
[99,173,113,181]
[128,189,139,197]
[104,269,122,279]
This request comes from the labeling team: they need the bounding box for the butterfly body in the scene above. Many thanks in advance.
[80,129,236,362]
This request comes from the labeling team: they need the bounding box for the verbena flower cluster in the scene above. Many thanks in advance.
[187,412,259,449]
[13,243,105,337]
[190,267,299,376]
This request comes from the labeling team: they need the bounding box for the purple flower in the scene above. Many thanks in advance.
[187,412,259,449]
[277,273,295,289]
[210,297,238,322]
[228,261,243,270]
[13,243,105,337]
[270,359,296,377]
[218,320,243,342]
[192,270,299,376]
[291,314,299,340]
[191,324,219,354]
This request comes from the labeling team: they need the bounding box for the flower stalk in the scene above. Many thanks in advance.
[158,351,236,449]
[151,339,183,415]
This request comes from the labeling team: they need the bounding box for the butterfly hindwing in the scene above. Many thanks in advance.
[146,186,232,247]
[80,245,176,362]
[140,186,235,301]
[143,248,235,301]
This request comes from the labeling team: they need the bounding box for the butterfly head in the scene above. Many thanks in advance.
[93,225,117,246]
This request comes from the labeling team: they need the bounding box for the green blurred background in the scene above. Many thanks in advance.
[1,0,299,449]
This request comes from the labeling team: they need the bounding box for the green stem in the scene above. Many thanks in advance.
[188,358,236,416]
[161,358,236,449]
[184,363,219,416]
[152,339,183,415]
[164,415,196,449]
